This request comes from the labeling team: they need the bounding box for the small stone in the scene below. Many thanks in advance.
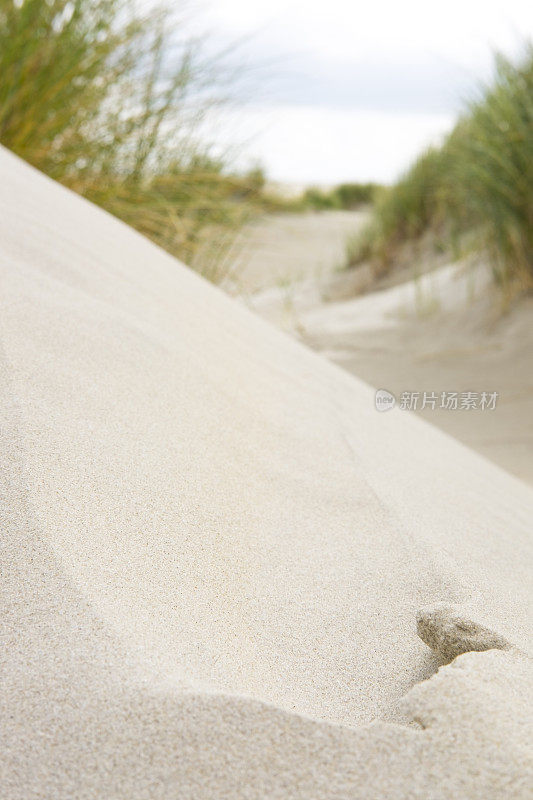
[416,603,513,662]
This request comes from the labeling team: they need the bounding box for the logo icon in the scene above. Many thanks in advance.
[375,389,396,412]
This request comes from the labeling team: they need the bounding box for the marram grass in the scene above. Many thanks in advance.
[348,48,533,295]
[0,0,262,282]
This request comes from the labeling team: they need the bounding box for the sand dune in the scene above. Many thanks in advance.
[1,146,532,797]
[250,250,533,486]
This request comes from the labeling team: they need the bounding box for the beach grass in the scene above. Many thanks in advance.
[302,182,381,211]
[0,0,266,282]
[347,47,533,294]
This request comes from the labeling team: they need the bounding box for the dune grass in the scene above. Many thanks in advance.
[302,182,381,211]
[347,47,533,294]
[0,0,264,282]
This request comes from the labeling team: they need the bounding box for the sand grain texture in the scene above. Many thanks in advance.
[0,146,532,797]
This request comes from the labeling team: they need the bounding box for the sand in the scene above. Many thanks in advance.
[249,244,533,486]
[226,209,365,295]
[1,145,532,798]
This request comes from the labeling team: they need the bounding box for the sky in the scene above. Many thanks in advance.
[195,0,533,185]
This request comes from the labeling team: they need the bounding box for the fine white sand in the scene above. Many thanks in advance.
[1,145,532,798]
[250,251,533,486]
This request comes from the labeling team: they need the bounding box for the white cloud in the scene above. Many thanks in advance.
[220,105,455,184]
[195,0,533,181]
[202,0,532,66]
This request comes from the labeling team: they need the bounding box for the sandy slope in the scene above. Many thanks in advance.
[226,209,364,295]
[1,146,532,798]
[250,250,533,486]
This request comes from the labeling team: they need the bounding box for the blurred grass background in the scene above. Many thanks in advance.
[3,1,529,295]
[347,47,533,299]
[300,182,381,211]
[0,0,284,282]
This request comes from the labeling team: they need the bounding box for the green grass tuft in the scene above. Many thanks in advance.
[348,47,533,294]
[0,0,265,282]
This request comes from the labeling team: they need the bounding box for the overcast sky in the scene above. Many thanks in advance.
[196,0,533,184]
